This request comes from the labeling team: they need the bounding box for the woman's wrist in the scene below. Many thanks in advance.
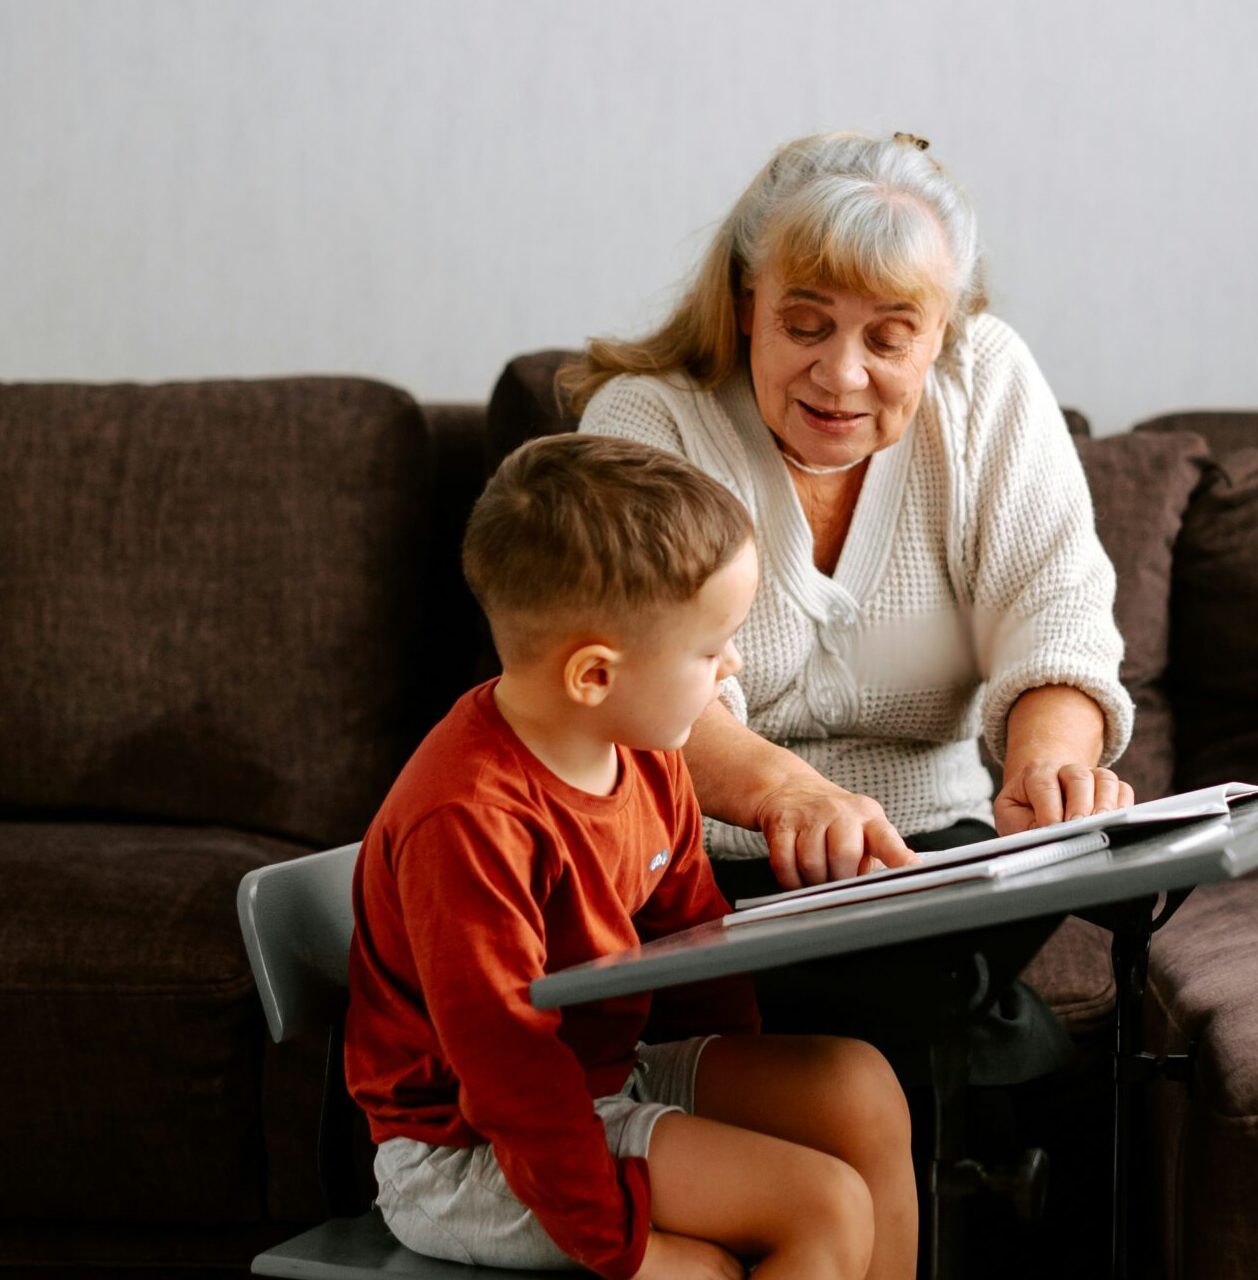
[1002,684,1105,774]
[683,701,827,829]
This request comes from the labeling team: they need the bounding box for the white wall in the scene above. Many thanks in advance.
[2,0,1256,433]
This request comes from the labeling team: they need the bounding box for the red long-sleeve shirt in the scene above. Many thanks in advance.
[345,681,759,1279]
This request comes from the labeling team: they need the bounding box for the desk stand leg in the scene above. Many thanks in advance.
[928,1026,969,1280]
[1103,892,1193,1280]
[1109,909,1150,1280]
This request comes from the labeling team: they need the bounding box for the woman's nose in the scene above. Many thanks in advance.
[812,337,869,393]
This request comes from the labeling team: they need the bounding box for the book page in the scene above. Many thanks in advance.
[733,782,1258,914]
[724,831,1112,927]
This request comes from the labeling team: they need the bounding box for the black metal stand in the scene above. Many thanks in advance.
[1080,891,1195,1280]
[927,970,981,1280]
[924,952,1050,1280]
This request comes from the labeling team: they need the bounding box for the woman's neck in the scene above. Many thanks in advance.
[787,461,868,576]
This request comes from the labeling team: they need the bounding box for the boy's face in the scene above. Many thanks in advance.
[606,538,758,751]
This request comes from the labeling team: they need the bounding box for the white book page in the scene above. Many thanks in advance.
[733,782,1258,914]
[723,831,1112,927]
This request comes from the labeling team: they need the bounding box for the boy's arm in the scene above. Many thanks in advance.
[398,804,651,1280]
[634,758,760,1042]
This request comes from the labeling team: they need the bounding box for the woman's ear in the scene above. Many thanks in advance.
[562,643,621,708]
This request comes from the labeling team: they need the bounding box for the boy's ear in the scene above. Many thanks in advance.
[563,643,622,707]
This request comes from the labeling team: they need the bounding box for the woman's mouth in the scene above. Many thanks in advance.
[797,400,868,432]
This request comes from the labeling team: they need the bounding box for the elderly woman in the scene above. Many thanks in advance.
[565,131,1134,901]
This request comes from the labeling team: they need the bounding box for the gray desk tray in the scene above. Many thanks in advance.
[533,804,1258,1011]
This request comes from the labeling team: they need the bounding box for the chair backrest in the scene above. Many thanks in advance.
[237,843,362,1043]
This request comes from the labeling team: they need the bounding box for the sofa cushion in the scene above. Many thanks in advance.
[1135,408,1257,464]
[1167,448,1258,790]
[1144,870,1258,1278]
[1019,915,1115,1037]
[486,349,581,464]
[0,377,431,847]
[0,821,313,1224]
[1072,431,1210,801]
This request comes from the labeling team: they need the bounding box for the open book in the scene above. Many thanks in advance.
[723,782,1258,928]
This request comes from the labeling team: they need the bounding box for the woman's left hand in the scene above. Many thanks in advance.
[994,761,1134,835]
[995,685,1135,836]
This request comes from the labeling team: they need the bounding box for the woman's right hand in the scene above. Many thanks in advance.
[755,777,918,890]
[631,1229,745,1279]
[682,698,916,889]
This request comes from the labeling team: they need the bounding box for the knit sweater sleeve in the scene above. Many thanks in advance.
[960,316,1133,765]
[579,373,691,456]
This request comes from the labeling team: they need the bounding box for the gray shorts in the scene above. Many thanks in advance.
[374,1035,715,1269]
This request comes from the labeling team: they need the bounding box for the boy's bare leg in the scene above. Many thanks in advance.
[694,1035,918,1280]
[641,1109,875,1279]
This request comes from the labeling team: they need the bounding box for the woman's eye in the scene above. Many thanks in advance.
[779,310,829,342]
[868,331,911,355]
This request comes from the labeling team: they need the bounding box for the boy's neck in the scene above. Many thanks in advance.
[492,671,620,796]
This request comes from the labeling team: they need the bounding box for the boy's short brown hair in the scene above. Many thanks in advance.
[463,434,753,661]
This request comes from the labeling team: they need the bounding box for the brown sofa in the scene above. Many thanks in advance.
[1,365,1255,1278]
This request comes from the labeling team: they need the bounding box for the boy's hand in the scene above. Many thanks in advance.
[632,1228,745,1279]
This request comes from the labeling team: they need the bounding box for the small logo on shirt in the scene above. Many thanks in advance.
[648,848,671,873]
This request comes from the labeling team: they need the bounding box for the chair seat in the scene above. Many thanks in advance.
[252,1207,590,1278]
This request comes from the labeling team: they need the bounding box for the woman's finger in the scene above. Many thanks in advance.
[1058,764,1097,821]
[765,825,804,891]
[1091,768,1123,813]
[824,817,866,883]
[1022,764,1066,828]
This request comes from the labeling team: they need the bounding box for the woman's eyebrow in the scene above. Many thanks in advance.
[783,288,921,318]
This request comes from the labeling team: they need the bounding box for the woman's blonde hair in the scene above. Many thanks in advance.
[559,131,987,415]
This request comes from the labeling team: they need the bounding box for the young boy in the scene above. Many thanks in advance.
[345,435,917,1280]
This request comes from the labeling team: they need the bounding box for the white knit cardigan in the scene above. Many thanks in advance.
[580,314,1133,855]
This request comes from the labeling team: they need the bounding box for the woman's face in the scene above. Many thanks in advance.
[738,266,950,469]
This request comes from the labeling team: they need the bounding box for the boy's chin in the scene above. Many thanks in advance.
[617,723,693,752]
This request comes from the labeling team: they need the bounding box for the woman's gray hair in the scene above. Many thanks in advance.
[559,130,986,412]
[725,132,985,349]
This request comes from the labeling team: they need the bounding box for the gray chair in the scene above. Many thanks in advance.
[237,844,586,1279]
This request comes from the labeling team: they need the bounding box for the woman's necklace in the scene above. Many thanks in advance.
[780,451,864,476]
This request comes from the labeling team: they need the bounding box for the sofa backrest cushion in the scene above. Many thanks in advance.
[1133,412,1258,790]
[1167,446,1258,790]
[1072,431,1210,800]
[1133,409,1257,464]
[0,377,432,847]
[486,349,581,466]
